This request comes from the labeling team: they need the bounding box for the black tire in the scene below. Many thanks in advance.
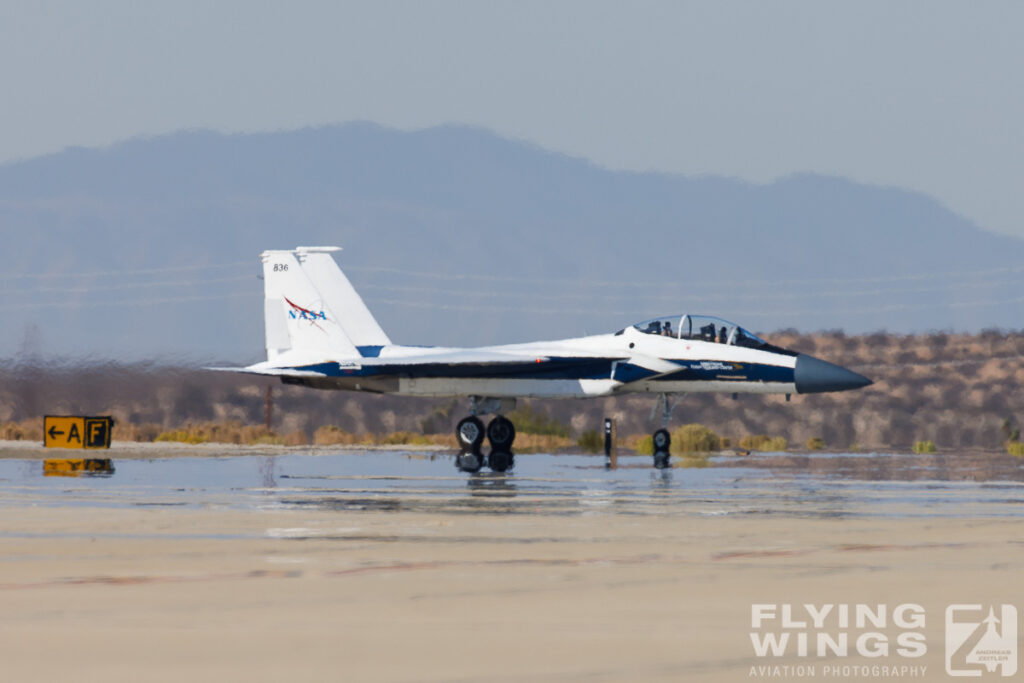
[488,450,513,473]
[653,428,671,452]
[456,416,485,451]
[653,451,671,469]
[456,451,484,473]
[487,416,516,450]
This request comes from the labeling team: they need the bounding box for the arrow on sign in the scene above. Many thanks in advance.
[48,426,65,440]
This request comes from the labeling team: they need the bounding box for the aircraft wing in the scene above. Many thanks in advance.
[356,350,559,366]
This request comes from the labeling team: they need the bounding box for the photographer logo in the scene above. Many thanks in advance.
[945,604,1017,677]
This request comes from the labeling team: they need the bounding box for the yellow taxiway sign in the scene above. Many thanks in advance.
[43,416,113,449]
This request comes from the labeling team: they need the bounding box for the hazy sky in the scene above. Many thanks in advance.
[2,1,1021,237]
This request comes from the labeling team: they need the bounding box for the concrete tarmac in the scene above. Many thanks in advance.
[1,447,1022,682]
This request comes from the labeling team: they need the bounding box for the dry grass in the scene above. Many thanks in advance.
[912,440,938,454]
[627,433,654,455]
[121,423,163,442]
[153,422,309,446]
[509,432,573,453]
[739,434,788,452]
[0,419,43,442]
[314,425,453,447]
[672,424,721,454]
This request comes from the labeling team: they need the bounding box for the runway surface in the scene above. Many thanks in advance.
[3,449,1024,682]
[2,449,1024,519]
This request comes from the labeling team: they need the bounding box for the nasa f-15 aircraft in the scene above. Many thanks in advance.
[222,247,871,472]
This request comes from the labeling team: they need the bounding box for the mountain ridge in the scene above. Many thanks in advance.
[0,122,1020,361]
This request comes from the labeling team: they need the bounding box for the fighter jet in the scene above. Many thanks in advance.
[221,247,871,472]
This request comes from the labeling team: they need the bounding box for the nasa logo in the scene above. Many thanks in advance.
[285,297,327,321]
[289,309,326,321]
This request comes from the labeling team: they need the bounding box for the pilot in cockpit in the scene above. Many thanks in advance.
[718,326,728,344]
[700,323,716,341]
[662,321,674,337]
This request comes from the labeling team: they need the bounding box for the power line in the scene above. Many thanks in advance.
[367,292,1024,319]
[2,257,1022,296]
[0,291,254,311]
[6,289,1019,319]
[5,267,1023,306]
[356,275,1024,305]
[3,275,253,295]
[346,261,1024,291]
[0,261,252,282]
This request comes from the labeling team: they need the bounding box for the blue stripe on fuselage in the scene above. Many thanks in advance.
[295,357,619,380]
[284,357,792,384]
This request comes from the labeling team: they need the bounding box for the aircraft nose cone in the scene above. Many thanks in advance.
[794,354,873,394]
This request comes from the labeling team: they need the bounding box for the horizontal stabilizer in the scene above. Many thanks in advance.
[206,366,332,378]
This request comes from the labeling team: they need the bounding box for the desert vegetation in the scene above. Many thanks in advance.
[912,440,938,454]
[3,329,1024,452]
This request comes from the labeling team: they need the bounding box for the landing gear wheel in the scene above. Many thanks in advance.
[456,416,485,451]
[652,428,671,469]
[487,416,516,450]
[456,451,484,473]
[488,450,513,473]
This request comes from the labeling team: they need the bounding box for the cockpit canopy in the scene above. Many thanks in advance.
[630,314,769,349]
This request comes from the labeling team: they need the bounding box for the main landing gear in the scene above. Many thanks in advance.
[455,398,516,473]
[651,393,678,469]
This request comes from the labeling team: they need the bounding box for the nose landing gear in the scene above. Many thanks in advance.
[454,406,516,473]
[653,428,671,469]
[651,393,678,469]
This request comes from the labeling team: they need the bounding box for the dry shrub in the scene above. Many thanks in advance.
[671,424,721,454]
[577,429,603,453]
[628,433,654,455]
[912,440,937,454]
[313,425,361,446]
[740,434,788,452]
[505,403,571,437]
[282,430,308,446]
[1,419,44,441]
[121,423,162,442]
[806,436,826,450]
[1006,441,1024,457]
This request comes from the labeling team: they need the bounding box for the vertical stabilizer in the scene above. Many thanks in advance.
[296,247,391,348]
[261,250,359,360]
